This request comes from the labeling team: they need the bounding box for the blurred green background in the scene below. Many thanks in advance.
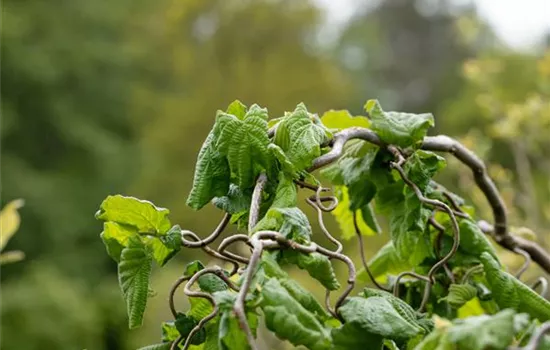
[2,0,550,349]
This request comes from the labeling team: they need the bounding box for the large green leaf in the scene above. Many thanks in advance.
[358,241,412,283]
[457,218,499,261]
[364,99,434,148]
[118,237,153,329]
[260,278,332,350]
[281,250,340,291]
[338,297,423,340]
[174,313,206,345]
[320,109,371,130]
[274,103,332,172]
[186,128,231,210]
[96,195,172,234]
[270,173,298,208]
[214,104,272,189]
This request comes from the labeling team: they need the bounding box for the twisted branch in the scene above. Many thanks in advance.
[308,127,550,274]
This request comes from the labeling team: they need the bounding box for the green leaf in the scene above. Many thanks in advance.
[215,104,272,189]
[358,241,412,284]
[338,296,423,340]
[270,173,298,208]
[186,128,231,210]
[320,110,371,130]
[332,186,378,240]
[96,195,172,234]
[225,100,247,119]
[161,321,180,342]
[154,225,182,266]
[100,222,135,262]
[260,278,332,350]
[331,322,384,350]
[184,261,228,293]
[269,144,299,178]
[212,184,252,215]
[188,297,215,321]
[218,311,257,350]
[253,207,311,242]
[362,288,433,334]
[442,284,478,309]
[118,237,153,329]
[274,103,332,172]
[259,254,330,321]
[446,309,516,350]
[404,151,446,190]
[364,99,434,147]
[281,250,340,291]
[457,218,499,262]
[175,313,206,345]
[279,278,330,321]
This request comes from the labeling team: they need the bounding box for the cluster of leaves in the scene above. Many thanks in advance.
[97,100,550,350]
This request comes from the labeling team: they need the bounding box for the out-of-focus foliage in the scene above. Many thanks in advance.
[0,199,25,265]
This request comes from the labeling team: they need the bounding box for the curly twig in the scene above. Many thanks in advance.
[308,128,550,273]
[389,146,460,312]
[353,212,391,291]
[182,231,240,276]
[306,196,342,254]
[249,173,268,233]
[429,217,456,284]
[514,247,531,279]
[522,321,550,350]
[531,277,548,298]
[181,213,231,248]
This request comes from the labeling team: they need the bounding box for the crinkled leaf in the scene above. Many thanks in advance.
[320,110,371,130]
[446,309,516,350]
[332,186,378,240]
[443,284,478,309]
[281,250,340,291]
[358,241,412,284]
[188,297,215,321]
[215,104,272,189]
[260,278,332,350]
[218,310,258,350]
[365,99,434,147]
[404,151,446,190]
[362,288,433,333]
[274,103,332,172]
[96,195,171,234]
[186,128,231,210]
[118,237,153,329]
[212,184,252,215]
[339,297,423,340]
[225,99,247,119]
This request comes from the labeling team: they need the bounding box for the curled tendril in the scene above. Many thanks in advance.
[306,196,342,254]
[514,247,531,279]
[531,277,548,298]
[181,213,231,248]
[388,146,460,312]
[429,217,456,284]
[353,212,391,292]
